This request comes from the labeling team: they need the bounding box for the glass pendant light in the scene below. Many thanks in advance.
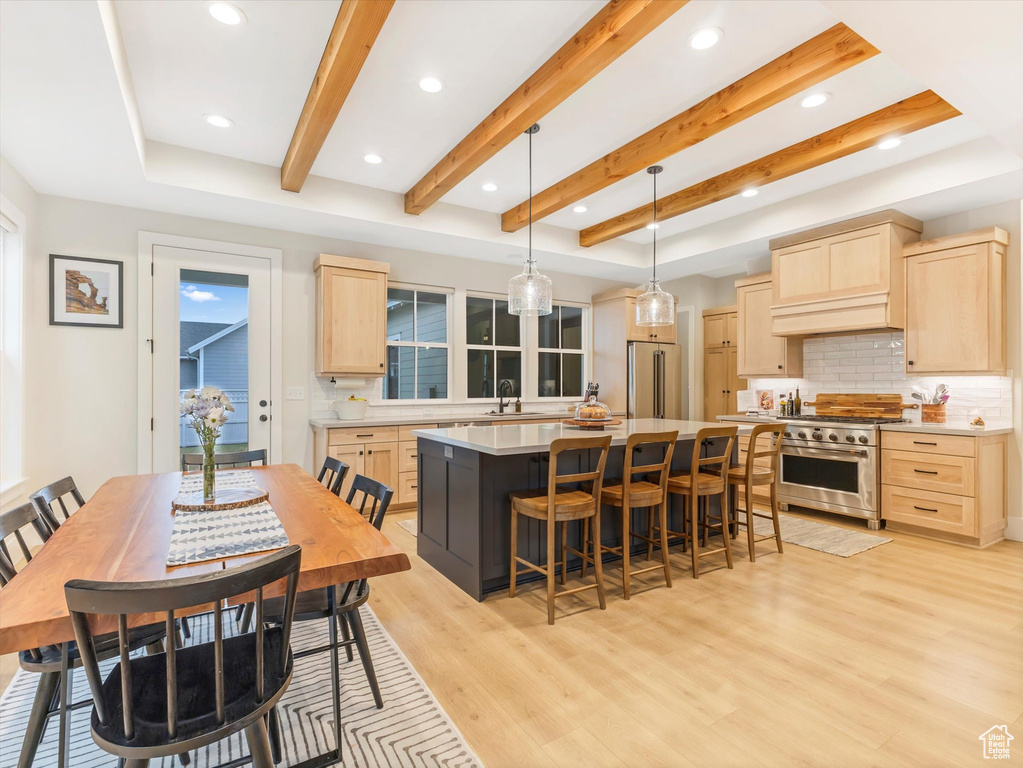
[636,165,674,327]
[508,123,553,316]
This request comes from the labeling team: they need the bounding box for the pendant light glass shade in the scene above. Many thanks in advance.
[636,165,675,327]
[509,124,553,316]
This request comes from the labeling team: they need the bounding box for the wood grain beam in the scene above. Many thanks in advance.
[501,23,879,232]
[281,0,394,193]
[579,90,961,247]
[402,0,687,216]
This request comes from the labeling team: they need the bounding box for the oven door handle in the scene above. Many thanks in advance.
[783,446,870,458]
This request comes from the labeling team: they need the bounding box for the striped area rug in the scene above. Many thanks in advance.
[0,608,482,767]
[740,512,892,557]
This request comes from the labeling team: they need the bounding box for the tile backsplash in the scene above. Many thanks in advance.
[745,331,1013,423]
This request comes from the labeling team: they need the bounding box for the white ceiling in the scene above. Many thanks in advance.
[1,0,1020,282]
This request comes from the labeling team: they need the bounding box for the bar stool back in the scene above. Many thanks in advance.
[726,423,785,560]
[663,425,738,578]
[588,431,678,599]
[509,435,613,625]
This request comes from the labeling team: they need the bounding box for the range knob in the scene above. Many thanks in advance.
[784,431,791,438]
[858,435,869,444]
[845,434,856,443]
[811,430,823,441]
[797,431,807,439]
[828,433,839,442]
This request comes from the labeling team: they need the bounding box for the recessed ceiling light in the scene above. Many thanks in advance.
[482,182,497,192]
[572,205,588,213]
[209,2,245,25]
[364,153,383,164]
[740,189,759,198]
[800,92,829,109]
[205,114,233,128]
[419,76,443,93]
[878,138,902,150]
[689,27,722,50]
[646,223,660,230]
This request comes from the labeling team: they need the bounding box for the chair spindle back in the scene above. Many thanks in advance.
[29,476,86,533]
[317,457,350,496]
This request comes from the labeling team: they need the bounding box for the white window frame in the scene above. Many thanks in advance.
[464,290,525,401]
[380,282,453,404]
[0,196,26,507]
[535,301,588,401]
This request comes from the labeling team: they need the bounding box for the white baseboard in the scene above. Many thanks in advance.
[1005,516,1023,542]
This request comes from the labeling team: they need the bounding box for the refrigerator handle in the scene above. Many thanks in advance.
[653,350,663,418]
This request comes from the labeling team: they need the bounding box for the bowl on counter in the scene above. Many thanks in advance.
[332,398,368,420]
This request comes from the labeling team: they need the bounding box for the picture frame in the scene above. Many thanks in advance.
[49,254,123,328]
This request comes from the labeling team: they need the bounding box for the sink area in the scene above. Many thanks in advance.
[485,411,546,417]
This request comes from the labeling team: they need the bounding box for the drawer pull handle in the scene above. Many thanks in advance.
[412,453,418,458]
[913,505,939,513]
[411,485,418,489]
[913,469,938,475]
[913,441,937,446]
[356,433,374,438]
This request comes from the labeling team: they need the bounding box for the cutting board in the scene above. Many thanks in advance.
[803,393,918,419]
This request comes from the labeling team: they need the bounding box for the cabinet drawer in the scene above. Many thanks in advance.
[882,485,975,534]
[881,431,975,457]
[399,472,419,505]
[400,441,419,473]
[399,424,437,441]
[328,426,398,446]
[881,450,975,496]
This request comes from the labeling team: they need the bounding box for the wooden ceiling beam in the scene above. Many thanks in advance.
[281,0,395,193]
[501,23,879,232]
[402,0,687,216]
[579,90,961,247]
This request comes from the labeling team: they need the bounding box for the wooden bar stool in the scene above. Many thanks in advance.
[725,423,785,561]
[584,431,678,599]
[509,435,612,625]
[661,425,738,578]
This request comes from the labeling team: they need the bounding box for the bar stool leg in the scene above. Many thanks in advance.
[745,479,757,562]
[509,507,518,598]
[689,490,700,579]
[560,521,568,586]
[591,510,607,610]
[770,482,784,553]
[546,516,557,625]
[720,485,734,569]
[659,499,672,588]
[647,507,654,561]
[621,504,631,600]
[701,497,709,548]
[580,517,590,578]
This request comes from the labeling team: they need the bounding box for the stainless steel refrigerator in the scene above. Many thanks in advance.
[627,342,683,419]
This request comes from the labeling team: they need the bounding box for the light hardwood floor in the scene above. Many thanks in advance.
[3,509,1020,767]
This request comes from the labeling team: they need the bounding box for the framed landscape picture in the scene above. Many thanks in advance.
[49,254,123,328]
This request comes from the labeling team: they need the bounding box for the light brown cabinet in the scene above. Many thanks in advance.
[327,444,363,499]
[365,442,398,491]
[881,429,1007,548]
[735,274,802,377]
[903,227,1008,374]
[769,210,922,336]
[703,309,737,348]
[314,254,390,377]
[703,346,741,420]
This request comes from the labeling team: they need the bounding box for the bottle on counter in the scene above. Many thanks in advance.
[778,393,787,416]
[514,397,522,413]
[788,392,794,417]
[794,388,802,416]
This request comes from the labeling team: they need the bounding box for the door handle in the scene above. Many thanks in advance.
[259,400,268,407]
[259,415,268,422]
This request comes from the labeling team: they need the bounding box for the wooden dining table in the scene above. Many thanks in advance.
[0,463,411,767]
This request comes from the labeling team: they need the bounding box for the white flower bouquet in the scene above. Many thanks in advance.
[180,386,235,501]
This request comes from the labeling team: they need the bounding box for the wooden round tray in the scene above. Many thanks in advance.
[564,418,622,430]
[172,487,269,512]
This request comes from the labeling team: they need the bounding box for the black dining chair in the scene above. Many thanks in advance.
[317,456,350,497]
[1,502,170,768]
[180,448,268,472]
[29,476,86,534]
[65,544,302,768]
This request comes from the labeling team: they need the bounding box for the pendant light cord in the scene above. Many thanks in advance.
[652,170,657,282]
[528,127,533,273]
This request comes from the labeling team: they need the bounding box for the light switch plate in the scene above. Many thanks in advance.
[444,446,453,458]
[286,387,305,401]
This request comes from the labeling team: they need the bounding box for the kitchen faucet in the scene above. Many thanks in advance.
[498,379,513,414]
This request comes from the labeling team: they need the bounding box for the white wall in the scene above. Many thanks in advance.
[0,165,622,502]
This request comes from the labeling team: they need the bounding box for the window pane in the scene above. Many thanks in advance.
[561,306,583,350]
[538,308,559,349]
[538,352,560,398]
[496,351,521,397]
[563,353,583,398]
[466,297,493,345]
[383,346,415,399]
[494,300,520,347]
[417,291,447,343]
[467,348,493,398]
[417,347,447,399]
[386,288,415,341]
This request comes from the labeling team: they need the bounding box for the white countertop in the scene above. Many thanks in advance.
[412,419,754,456]
[310,411,569,429]
[715,414,1014,437]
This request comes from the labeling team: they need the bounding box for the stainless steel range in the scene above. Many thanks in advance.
[773,415,905,529]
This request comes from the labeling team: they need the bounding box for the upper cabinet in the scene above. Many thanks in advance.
[769,210,922,336]
[703,309,737,348]
[904,227,1008,375]
[314,254,389,376]
[594,287,678,345]
[735,274,802,377]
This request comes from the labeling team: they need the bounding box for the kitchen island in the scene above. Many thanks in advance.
[411,419,753,600]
